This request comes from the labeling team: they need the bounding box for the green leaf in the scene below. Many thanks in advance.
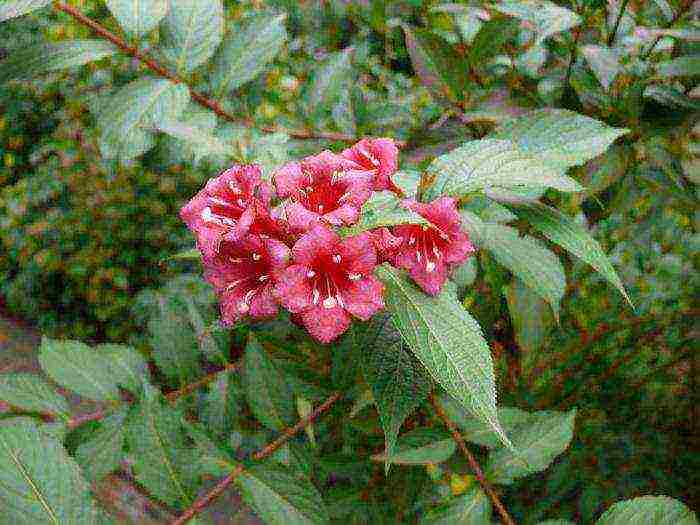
[655,56,700,78]
[0,418,99,524]
[492,0,580,45]
[451,257,478,291]
[342,191,428,235]
[211,13,287,97]
[580,45,622,91]
[243,334,295,431]
[38,338,120,402]
[99,344,149,395]
[75,408,127,482]
[494,197,632,307]
[420,487,492,524]
[0,41,117,84]
[201,373,241,438]
[596,496,698,525]
[485,409,576,484]
[157,118,230,157]
[0,0,50,22]
[236,463,329,525]
[492,109,628,171]
[376,265,512,450]
[98,78,190,162]
[161,0,223,73]
[362,316,432,462]
[644,85,700,110]
[424,140,582,201]
[304,48,355,121]
[0,374,70,419]
[105,0,169,37]
[127,388,195,508]
[164,247,200,262]
[371,428,456,465]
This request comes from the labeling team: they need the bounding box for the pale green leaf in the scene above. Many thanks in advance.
[656,56,700,78]
[451,257,478,291]
[211,13,287,97]
[492,109,628,171]
[372,428,456,465]
[0,418,99,524]
[0,0,50,22]
[343,191,428,235]
[161,0,223,73]
[201,373,241,438]
[0,374,70,419]
[38,338,120,402]
[164,247,200,262]
[580,45,622,91]
[596,496,698,525]
[157,119,230,157]
[537,521,574,525]
[420,487,492,524]
[485,409,576,484]
[424,140,582,201]
[75,409,127,482]
[644,85,700,110]
[236,463,329,525]
[492,0,581,45]
[98,344,149,395]
[304,48,355,120]
[0,41,117,84]
[105,0,168,37]
[243,334,295,431]
[376,265,512,450]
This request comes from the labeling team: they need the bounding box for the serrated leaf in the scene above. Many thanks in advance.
[243,334,295,431]
[161,0,223,73]
[420,487,491,524]
[127,388,195,508]
[580,45,622,91]
[362,316,432,463]
[424,140,582,201]
[0,418,99,524]
[492,0,581,45]
[376,265,512,450]
[75,409,127,482]
[98,78,190,162]
[485,409,576,484]
[492,109,628,171]
[371,428,456,465]
[38,338,120,403]
[343,191,428,235]
[157,119,230,157]
[201,373,241,438]
[0,41,117,84]
[596,496,698,525]
[0,374,70,419]
[655,56,700,78]
[304,48,355,121]
[644,85,700,110]
[105,0,168,38]
[211,13,287,97]
[0,0,50,22]
[236,463,329,525]
[98,344,149,395]
[451,257,478,291]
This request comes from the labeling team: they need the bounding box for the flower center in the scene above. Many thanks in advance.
[295,170,349,215]
[407,225,448,273]
[308,251,358,310]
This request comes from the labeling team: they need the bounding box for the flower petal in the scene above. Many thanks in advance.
[286,201,321,233]
[274,264,314,313]
[249,283,279,319]
[338,232,377,274]
[322,203,360,226]
[300,303,352,343]
[274,162,305,197]
[342,275,385,321]
[291,224,339,266]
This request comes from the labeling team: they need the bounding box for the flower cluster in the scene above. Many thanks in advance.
[181,139,475,343]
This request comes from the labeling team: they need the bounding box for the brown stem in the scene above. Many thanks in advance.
[430,394,516,525]
[171,391,342,525]
[52,1,358,144]
[164,361,240,403]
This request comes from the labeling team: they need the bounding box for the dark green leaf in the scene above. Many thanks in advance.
[595,496,697,525]
[99,344,149,395]
[420,487,491,524]
[0,373,70,419]
[371,428,455,465]
[75,408,127,482]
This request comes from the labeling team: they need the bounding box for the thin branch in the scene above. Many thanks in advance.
[608,0,631,46]
[51,1,358,144]
[430,394,516,525]
[171,391,342,525]
[564,24,583,89]
[642,0,696,59]
[164,361,240,403]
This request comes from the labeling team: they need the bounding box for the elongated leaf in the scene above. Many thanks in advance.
[343,192,428,235]
[376,265,511,449]
[0,418,99,524]
[596,496,698,525]
[362,316,432,461]
[372,428,456,465]
[211,13,287,96]
[243,334,295,431]
[485,409,576,484]
[98,78,189,162]
[656,56,700,78]
[644,84,700,110]
[236,463,329,525]
[506,279,554,373]
[304,48,355,121]
[105,0,168,37]
[492,109,628,171]
[201,372,241,438]
[127,388,195,508]
[75,409,127,482]
[0,0,50,22]
[580,45,622,90]
[0,41,117,84]
[492,0,580,45]
[98,344,149,394]
[0,374,70,419]
[425,140,581,201]
[420,487,492,524]
[38,338,120,402]
[164,247,200,262]
[161,0,223,73]
[157,119,230,157]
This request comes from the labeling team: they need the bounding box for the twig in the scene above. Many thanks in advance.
[608,0,631,46]
[171,391,342,525]
[52,2,358,144]
[164,361,240,403]
[564,24,583,89]
[430,394,516,525]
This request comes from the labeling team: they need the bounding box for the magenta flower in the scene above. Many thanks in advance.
[341,138,399,193]
[203,235,290,325]
[274,225,385,343]
[274,151,372,233]
[370,227,403,264]
[180,164,283,257]
[392,197,475,296]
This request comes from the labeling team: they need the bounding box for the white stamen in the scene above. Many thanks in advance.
[318,204,324,213]
[338,191,352,202]
[237,198,245,207]
[422,225,429,231]
[416,251,421,262]
[228,182,241,193]
[312,289,320,305]
[433,245,441,258]
[209,197,234,208]
[258,275,269,282]
[201,207,215,222]
[333,254,342,264]
[252,252,261,261]
[426,261,436,273]
[226,280,242,291]
[238,302,250,313]
[307,270,316,278]
[348,272,362,281]
[440,232,449,241]
[229,257,243,264]
[306,186,314,193]
[323,296,337,309]
[336,294,345,309]
[408,236,416,246]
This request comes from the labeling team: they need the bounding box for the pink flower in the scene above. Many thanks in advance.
[370,227,403,264]
[203,235,290,325]
[392,197,475,296]
[274,225,385,343]
[342,138,399,193]
[274,151,372,233]
[180,164,283,257]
